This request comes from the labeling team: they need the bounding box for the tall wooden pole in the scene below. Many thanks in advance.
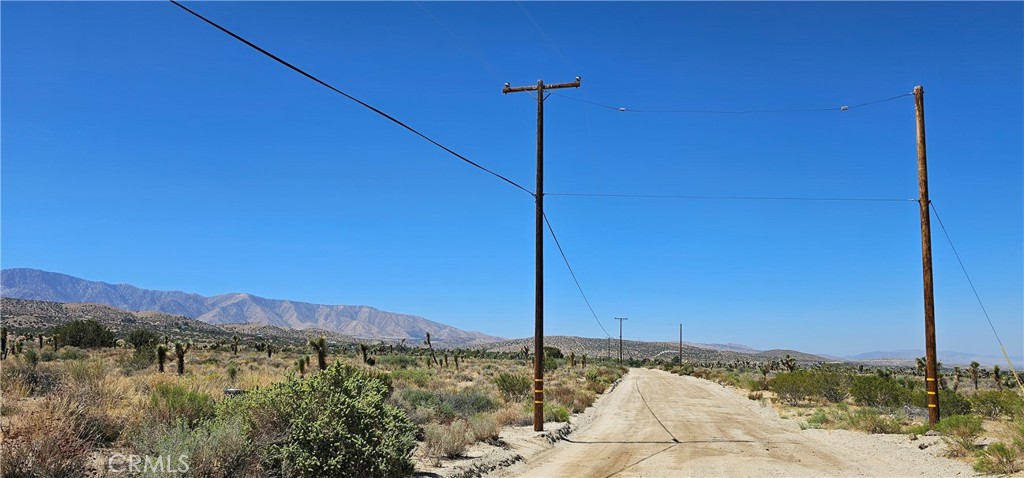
[503,77,580,432]
[679,324,683,365]
[615,317,628,365]
[915,85,940,425]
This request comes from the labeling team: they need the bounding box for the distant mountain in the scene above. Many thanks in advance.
[484,336,829,363]
[0,268,501,347]
[845,349,1023,368]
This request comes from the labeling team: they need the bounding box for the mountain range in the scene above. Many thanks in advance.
[0,268,501,347]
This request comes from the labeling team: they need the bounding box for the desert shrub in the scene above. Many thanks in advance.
[936,414,984,457]
[1,360,61,396]
[970,390,1024,419]
[469,413,501,442]
[130,416,252,478]
[851,375,909,409]
[58,347,87,360]
[805,410,831,429]
[150,383,216,428]
[748,391,764,401]
[123,344,156,372]
[0,417,92,478]
[390,367,431,387]
[847,408,902,434]
[769,371,818,405]
[494,372,531,401]
[24,348,40,368]
[219,363,415,478]
[910,389,971,419]
[446,388,499,417]
[126,329,160,349]
[377,354,419,369]
[424,419,473,459]
[813,368,852,403]
[974,442,1023,475]
[52,320,115,348]
[495,403,532,427]
[544,402,571,422]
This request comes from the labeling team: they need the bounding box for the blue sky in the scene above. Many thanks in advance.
[2,2,1021,359]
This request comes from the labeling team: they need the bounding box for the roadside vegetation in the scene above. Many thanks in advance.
[0,321,625,477]
[646,356,1024,474]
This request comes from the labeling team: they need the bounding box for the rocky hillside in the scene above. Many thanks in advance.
[1,268,501,347]
[484,335,829,363]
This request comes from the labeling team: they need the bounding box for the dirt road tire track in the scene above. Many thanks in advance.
[489,368,975,477]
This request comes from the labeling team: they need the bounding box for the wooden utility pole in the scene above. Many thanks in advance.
[503,77,581,432]
[615,317,628,365]
[679,324,683,365]
[915,85,940,425]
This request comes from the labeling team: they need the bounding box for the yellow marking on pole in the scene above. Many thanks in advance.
[534,389,544,393]
[535,379,543,382]
[926,377,936,381]
[928,404,937,408]
[927,391,936,395]
[534,401,543,404]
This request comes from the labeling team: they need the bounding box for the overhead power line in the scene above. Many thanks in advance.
[543,212,612,338]
[552,92,913,114]
[930,202,1024,392]
[547,192,917,203]
[169,0,533,196]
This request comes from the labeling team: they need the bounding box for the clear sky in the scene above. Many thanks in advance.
[2,2,1021,359]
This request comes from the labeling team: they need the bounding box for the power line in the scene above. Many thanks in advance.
[552,91,913,114]
[548,193,917,202]
[930,202,1024,392]
[169,0,533,197]
[542,212,612,338]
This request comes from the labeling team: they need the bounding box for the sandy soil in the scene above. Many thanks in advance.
[487,368,977,478]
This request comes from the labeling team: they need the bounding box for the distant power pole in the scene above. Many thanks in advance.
[615,317,628,365]
[915,85,940,425]
[679,324,683,365]
[503,77,581,432]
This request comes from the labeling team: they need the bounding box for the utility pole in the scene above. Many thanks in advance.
[503,77,581,432]
[679,324,683,365]
[915,85,940,425]
[615,317,628,365]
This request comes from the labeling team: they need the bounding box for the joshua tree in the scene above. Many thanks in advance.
[758,363,772,389]
[782,355,797,373]
[423,333,439,367]
[993,365,1002,391]
[582,354,587,368]
[454,352,460,371]
[570,351,576,368]
[952,366,961,392]
[156,344,168,372]
[231,335,240,356]
[37,334,44,349]
[266,343,274,359]
[308,336,328,371]
[296,357,306,378]
[915,357,927,376]
[227,363,238,384]
[174,341,191,375]
[359,344,369,364]
[970,361,980,391]
[1,326,7,360]
[443,352,449,368]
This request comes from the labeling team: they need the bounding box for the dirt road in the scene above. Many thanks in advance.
[491,368,974,477]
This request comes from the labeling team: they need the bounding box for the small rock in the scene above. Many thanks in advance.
[909,434,918,441]
[918,443,930,450]
[924,430,940,437]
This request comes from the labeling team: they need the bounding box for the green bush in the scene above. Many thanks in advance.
[936,414,984,457]
[390,367,431,387]
[130,416,252,478]
[911,389,971,419]
[543,402,571,423]
[150,383,215,429]
[973,442,1022,475]
[812,368,852,403]
[769,371,818,405]
[125,329,160,349]
[970,390,1024,419]
[846,408,902,434]
[494,372,531,401]
[377,354,419,369]
[58,347,86,360]
[220,363,415,478]
[850,375,909,409]
[51,320,115,348]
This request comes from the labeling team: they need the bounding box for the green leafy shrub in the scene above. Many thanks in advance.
[543,402,571,422]
[850,375,909,409]
[973,442,1022,475]
[126,329,160,349]
[847,408,902,434]
[494,372,531,401]
[910,389,971,419]
[150,383,215,428]
[812,368,852,403]
[769,371,818,405]
[936,414,984,457]
[970,390,1024,419]
[51,320,115,348]
[131,416,252,478]
[377,354,419,369]
[219,363,415,478]
[389,367,431,387]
